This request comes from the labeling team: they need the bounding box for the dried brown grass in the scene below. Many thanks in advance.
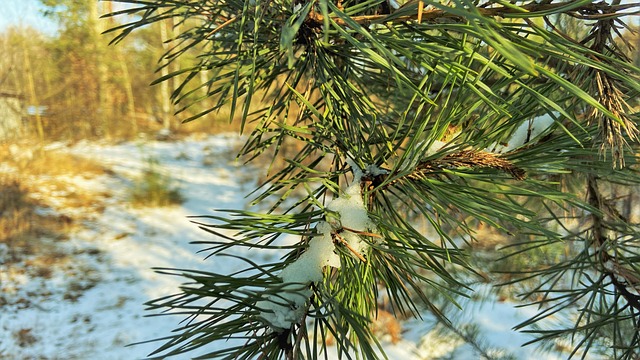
[0,174,73,265]
[0,143,106,177]
[0,143,107,268]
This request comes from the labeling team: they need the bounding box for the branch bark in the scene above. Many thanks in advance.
[307,1,640,27]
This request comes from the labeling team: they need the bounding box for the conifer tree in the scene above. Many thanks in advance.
[106,0,640,358]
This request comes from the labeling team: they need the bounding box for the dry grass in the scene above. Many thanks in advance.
[0,141,109,208]
[1,176,38,256]
[0,142,106,177]
[0,142,111,308]
[0,142,107,266]
[0,174,73,264]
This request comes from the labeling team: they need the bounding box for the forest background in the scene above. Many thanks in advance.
[0,0,245,142]
[0,1,638,141]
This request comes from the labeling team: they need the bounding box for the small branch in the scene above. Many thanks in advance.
[342,226,383,238]
[606,268,640,313]
[587,175,607,256]
[205,15,240,38]
[402,150,526,183]
[362,150,526,196]
[588,175,640,313]
[334,233,367,262]
[433,150,527,180]
[307,1,639,27]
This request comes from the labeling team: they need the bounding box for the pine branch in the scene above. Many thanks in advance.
[582,174,640,352]
[363,149,526,193]
[416,150,527,181]
[306,1,640,26]
[567,8,640,167]
[588,174,640,311]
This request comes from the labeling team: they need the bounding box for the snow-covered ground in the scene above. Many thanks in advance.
[1,133,573,359]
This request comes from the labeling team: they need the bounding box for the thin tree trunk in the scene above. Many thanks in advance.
[118,51,137,136]
[159,20,172,131]
[90,1,110,138]
[23,48,43,141]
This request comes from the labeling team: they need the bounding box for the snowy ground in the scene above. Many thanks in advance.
[1,134,575,359]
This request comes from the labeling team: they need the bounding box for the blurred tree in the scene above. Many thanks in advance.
[158,17,176,132]
[0,27,52,139]
[40,0,108,137]
[107,0,640,359]
[101,0,138,135]
[38,0,183,138]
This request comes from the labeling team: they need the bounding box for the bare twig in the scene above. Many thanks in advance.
[205,15,239,39]
[342,226,383,238]
[334,232,368,262]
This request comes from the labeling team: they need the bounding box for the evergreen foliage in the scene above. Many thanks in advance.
[106,0,640,358]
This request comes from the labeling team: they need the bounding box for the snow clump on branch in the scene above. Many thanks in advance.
[257,161,378,331]
[488,113,557,153]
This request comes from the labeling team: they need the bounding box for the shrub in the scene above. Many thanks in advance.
[129,157,183,207]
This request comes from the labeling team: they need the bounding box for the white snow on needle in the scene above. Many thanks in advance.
[258,160,377,331]
[488,113,558,153]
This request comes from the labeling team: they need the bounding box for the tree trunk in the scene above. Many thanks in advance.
[23,48,43,141]
[118,51,137,136]
[90,1,110,138]
[159,20,172,131]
